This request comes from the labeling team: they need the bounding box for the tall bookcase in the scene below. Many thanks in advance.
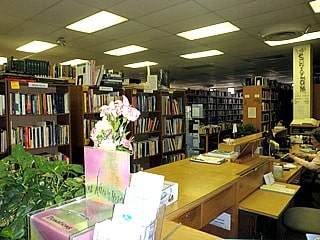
[6,79,72,162]
[160,90,186,164]
[125,88,161,172]
[0,80,8,158]
[69,85,122,165]
[243,85,277,132]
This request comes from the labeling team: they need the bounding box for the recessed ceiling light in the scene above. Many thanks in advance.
[310,0,320,13]
[177,22,240,40]
[104,45,148,56]
[265,30,320,46]
[180,50,224,59]
[60,59,89,66]
[66,11,128,33]
[16,40,57,53]
[0,57,7,65]
[124,61,158,68]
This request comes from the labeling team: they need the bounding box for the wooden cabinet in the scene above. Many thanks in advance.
[243,86,275,132]
[69,85,122,164]
[125,88,161,171]
[7,80,72,162]
[160,90,186,164]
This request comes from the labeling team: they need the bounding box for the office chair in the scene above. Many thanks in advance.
[283,207,320,240]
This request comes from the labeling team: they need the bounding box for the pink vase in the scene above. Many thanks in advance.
[84,147,130,204]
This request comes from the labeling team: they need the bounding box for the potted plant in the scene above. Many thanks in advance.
[238,123,258,137]
[0,144,85,240]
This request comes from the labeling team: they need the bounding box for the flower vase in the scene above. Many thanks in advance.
[84,147,130,205]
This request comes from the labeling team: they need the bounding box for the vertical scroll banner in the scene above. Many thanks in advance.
[84,147,130,204]
[293,44,313,118]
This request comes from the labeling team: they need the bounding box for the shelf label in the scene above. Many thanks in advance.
[254,94,260,98]
[28,82,48,88]
[10,81,20,90]
[133,88,137,94]
[143,89,153,93]
[99,86,113,91]
[83,85,89,91]
[244,94,250,99]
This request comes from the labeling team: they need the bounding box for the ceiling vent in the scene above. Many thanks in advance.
[259,23,310,41]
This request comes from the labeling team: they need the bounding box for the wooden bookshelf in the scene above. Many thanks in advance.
[160,90,186,164]
[125,88,162,171]
[69,85,123,165]
[6,79,72,162]
[0,80,8,157]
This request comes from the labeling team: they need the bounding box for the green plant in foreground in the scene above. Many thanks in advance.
[0,144,85,240]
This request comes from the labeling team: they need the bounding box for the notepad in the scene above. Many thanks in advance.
[190,155,226,165]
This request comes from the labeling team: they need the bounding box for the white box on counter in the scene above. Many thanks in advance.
[161,181,178,206]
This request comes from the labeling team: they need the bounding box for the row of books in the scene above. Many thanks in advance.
[161,96,184,115]
[132,94,157,112]
[10,92,69,115]
[39,152,70,163]
[83,90,120,113]
[11,122,69,149]
[162,135,184,153]
[7,57,50,77]
[162,153,186,164]
[132,137,159,160]
[163,118,184,136]
[133,117,160,134]
[83,119,98,144]
[0,95,5,115]
[0,129,7,153]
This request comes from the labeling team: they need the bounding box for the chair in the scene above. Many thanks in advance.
[283,207,320,240]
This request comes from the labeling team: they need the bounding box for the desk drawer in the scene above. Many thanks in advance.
[238,161,270,201]
[174,206,201,229]
[202,184,237,225]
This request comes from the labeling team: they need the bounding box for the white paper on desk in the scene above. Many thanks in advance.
[93,219,144,240]
[112,202,157,227]
[209,212,231,230]
[129,171,164,203]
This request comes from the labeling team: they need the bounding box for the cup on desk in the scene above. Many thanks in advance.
[273,165,283,179]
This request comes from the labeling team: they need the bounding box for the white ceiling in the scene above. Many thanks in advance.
[1,0,320,89]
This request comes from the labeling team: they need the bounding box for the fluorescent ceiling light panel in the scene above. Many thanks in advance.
[0,57,7,64]
[104,45,148,56]
[60,59,88,66]
[177,22,240,40]
[124,61,158,68]
[180,50,224,59]
[66,11,128,33]
[16,40,57,53]
[309,0,320,13]
[265,30,320,46]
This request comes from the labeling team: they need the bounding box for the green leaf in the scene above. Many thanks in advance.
[0,226,13,239]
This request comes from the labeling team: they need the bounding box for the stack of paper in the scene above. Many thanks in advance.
[191,154,226,165]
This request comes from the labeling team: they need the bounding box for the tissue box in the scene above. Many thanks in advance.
[28,197,114,240]
[161,181,178,206]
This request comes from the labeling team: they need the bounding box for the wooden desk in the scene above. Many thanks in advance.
[238,184,300,239]
[162,219,222,240]
[146,159,239,238]
[275,164,302,184]
[239,184,300,219]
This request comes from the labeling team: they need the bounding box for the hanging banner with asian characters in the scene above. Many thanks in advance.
[293,44,313,118]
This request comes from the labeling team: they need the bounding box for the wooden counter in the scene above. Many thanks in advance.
[146,159,239,238]
[218,132,263,152]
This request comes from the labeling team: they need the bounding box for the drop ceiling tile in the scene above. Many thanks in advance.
[0,14,26,34]
[0,0,61,19]
[67,35,107,50]
[32,0,99,27]
[193,0,255,11]
[94,21,150,40]
[135,0,209,27]
[108,0,189,19]
[120,29,171,44]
